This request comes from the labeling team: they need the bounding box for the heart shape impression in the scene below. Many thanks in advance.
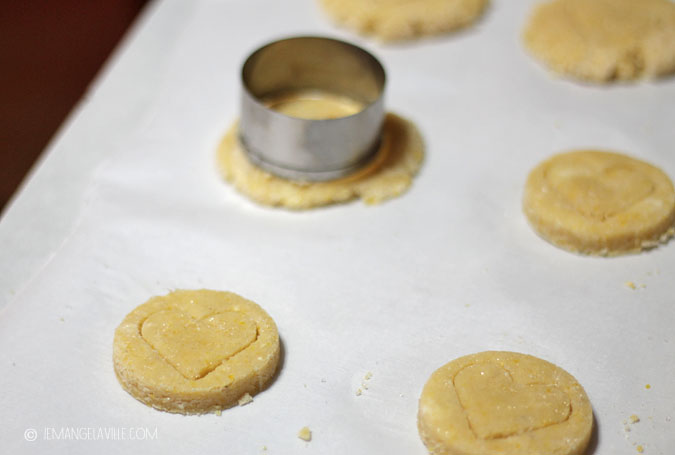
[547,157,654,220]
[454,363,571,439]
[141,310,257,380]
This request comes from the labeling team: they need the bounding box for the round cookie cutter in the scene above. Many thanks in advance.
[239,36,386,181]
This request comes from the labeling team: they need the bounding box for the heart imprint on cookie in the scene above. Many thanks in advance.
[141,310,257,380]
[454,363,571,439]
[546,158,655,220]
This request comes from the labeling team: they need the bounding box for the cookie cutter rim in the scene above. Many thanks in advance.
[239,36,387,181]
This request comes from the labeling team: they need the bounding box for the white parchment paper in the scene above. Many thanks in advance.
[1,0,674,454]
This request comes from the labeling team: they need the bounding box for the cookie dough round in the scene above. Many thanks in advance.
[418,351,593,455]
[523,0,675,82]
[217,113,424,210]
[523,150,675,255]
[113,289,280,414]
[319,0,489,42]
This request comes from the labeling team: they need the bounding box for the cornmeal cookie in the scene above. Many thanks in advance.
[523,150,675,255]
[319,0,489,42]
[113,289,280,414]
[418,351,593,455]
[217,113,424,210]
[523,0,675,82]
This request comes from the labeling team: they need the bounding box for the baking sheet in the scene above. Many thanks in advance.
[1,0,674,453]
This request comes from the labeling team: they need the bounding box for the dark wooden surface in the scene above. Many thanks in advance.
[0,0,149,213]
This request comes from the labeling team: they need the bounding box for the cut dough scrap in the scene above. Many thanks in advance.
[217,113,424,210]
[113,289,280,414]
[523,0,675,82]
[418,351,593,455]
[319,0,489,42]
[523,150,675,256]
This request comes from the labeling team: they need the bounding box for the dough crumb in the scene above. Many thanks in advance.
[645,384,652,389]
[215,409,222,416]
[637,445,644,453]
[630,414,640,424]
[298,426,312,441]
[357,371,373,393]
[238,393,253,406]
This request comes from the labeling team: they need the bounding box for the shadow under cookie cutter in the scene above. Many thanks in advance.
[239,36,386,181]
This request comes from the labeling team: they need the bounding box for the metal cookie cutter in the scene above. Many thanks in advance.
[240,36,386,181]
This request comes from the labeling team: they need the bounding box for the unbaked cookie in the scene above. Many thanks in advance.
[523,0,675,82]
[418,351,593,455]
[113,289,280,414]
[319,0,489,42]
[217,113,424,210]
[523,150,675,255]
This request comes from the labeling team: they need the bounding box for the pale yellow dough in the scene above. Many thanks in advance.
[523,0,675,82]
[319,0,489,42]
[217,113,424,210]
[418,351,593,455]
[113,289,280,414]
[523,150,675,256]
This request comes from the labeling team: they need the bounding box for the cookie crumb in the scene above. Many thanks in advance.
[625,281,637,290]
[298,426,312,441]
[356,371,374,395]
[645,384,651,389]
[630,414,640,424]
[215,409,222,416]
[637,445,644,453]
[238,393,253,406]
[362,371,373,390]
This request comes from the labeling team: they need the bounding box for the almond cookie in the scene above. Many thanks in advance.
[523,0,675,82]
[418,351,593,455]
[319,0,489,42]
[217,113,424,210]
[523,150,675,255]
[113,289,280,414]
